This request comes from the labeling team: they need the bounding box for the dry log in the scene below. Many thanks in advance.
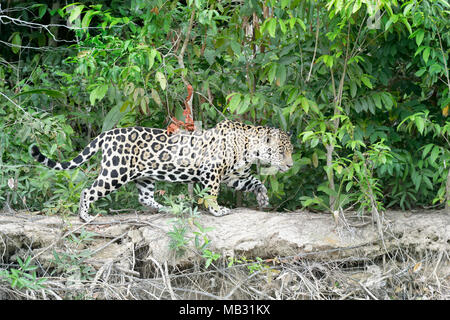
[0,209,448,274]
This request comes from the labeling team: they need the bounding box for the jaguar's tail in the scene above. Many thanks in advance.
[30,133,105,170]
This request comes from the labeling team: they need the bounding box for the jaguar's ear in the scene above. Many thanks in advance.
[287,131,293,137]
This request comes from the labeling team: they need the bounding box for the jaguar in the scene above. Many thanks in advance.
[30,119,294,222]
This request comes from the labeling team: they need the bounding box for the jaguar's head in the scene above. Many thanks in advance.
[256,127,294,173]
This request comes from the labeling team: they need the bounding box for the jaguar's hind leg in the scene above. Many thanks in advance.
[200,171,231,217]
[78,172,124,222]
[136,179,162,210]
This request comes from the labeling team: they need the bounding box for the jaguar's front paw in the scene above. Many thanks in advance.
[209,206,231,217]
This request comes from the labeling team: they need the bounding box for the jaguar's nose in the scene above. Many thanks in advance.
[286,159,294,168]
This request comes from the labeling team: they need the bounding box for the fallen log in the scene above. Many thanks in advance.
[0,209,448,271]
[1,208,449,299]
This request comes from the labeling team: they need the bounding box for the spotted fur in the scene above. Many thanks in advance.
[31,119,293,222]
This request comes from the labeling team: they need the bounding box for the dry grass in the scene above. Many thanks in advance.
[1,240,448,300]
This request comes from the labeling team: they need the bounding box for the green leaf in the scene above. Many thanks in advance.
[415,68,426,77]
[148,49,157,69]
[415,29,424,46]
[414,116,425,135]
[367,97,375,114]
[301,131,315,142]
[318,185,338,197]
[10,32,21,54]
[155,71,167,91]
[275,64,287,87]
[266,18,277,38]
[429,64,442,74]
[411,170,422,191]
[296,18,306,32]
[278,18,287,33]
[403,2,414,15]
[38,4,47,19]
[300,96,309,114]
[81,10,97,29]
[422,47,430,64]
[151,88,162,106]
[322,55,334,68]
[276,106,287,131]
[230,41,241,55]
[361,75,373,89]
[237,94,251,114]
[89,84,108,106]
[402,18,412,35]
[385,14,398,31]
[13,89,65,99]
[102,103,128,132]
[228,94,241,113]
[429,146,440,164]
[203,49,215,65]
[414,45,426,57]
[68,5,84,24]
[352,0,361,13]
[360,97,369,112]
[373,93,382,109]
[422,143,434,159]
[346,181,353,192]
[267,63,277,84]
[350,80,357,98]
[270,175,279,193]
[288,17,296,29]
[119,100,131,113]
[354,100,363,113]
[422,175,433,190]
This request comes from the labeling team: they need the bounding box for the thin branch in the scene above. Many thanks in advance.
[177,8,196,88]
[306,12,320,83]
[0,91,39,121]
[195,90,226,120]
[0,14,128,33]
[435,29,450,92]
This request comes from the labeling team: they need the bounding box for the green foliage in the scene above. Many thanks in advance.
[50,229,97,282]
[0,0,449,218]
[227,256,271,275]
[0,256,47,290]
[163,186,220,267]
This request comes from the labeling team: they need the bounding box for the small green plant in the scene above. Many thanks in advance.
[0,256,47,290]
[227,256,271,275]
[192,220,215,251]
[163,186,221,266]
[50,229,97,281]
[163,192,197,256]
[202,250,221,269]
[247,257,269,274]
[167,224,189,255]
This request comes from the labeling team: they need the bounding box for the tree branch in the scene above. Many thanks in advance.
[177,8,196,89]
[306,13,320,83]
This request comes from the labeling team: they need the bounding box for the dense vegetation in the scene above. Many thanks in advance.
[0,0,449,217]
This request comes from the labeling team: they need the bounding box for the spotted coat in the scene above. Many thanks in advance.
[31,120,294,222]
